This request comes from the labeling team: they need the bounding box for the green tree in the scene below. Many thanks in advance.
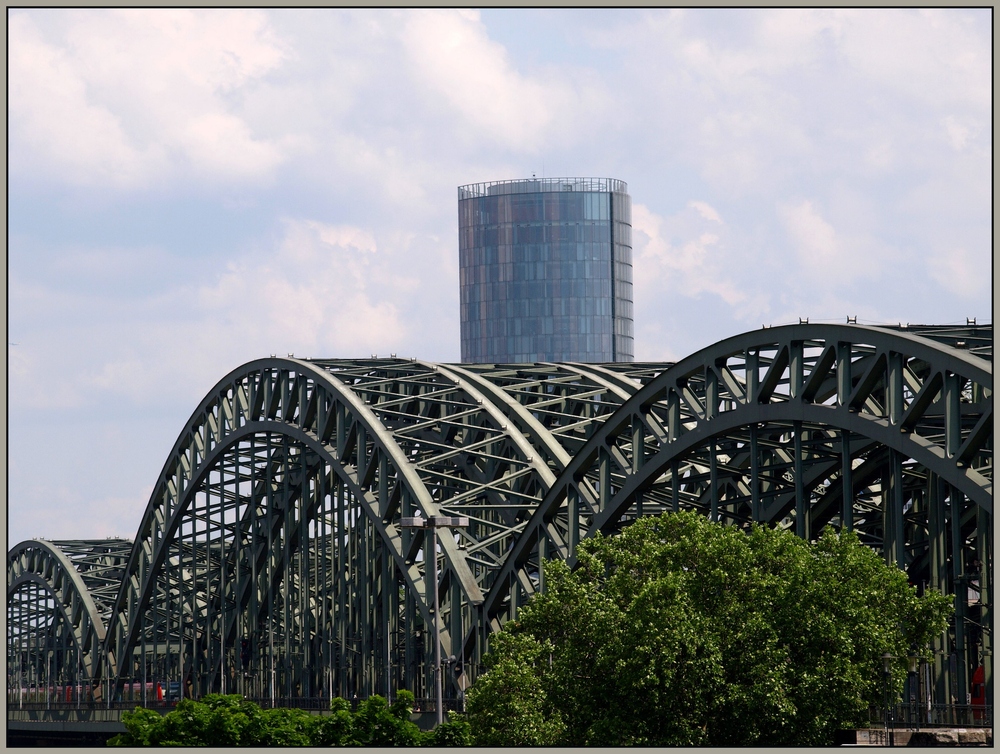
[311,696,357,746]
[461,632,565,746]
[350,691,425,746]
[110,694,279,746]
[256,706,316,746]
[109,689,470,746]
[466,511,951,747]
[424,713,474,747]
[110,706,163,746]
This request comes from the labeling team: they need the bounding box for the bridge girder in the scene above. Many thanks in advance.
[8,539,132,688]
[479,324,991,707]
[8,323,992,708]
[102,356,602,700]
[484,324,991,618]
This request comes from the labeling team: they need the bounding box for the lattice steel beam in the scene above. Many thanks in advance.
[7,323,992,711]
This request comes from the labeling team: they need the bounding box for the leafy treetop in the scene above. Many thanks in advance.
[466,511,951,747]
[109,689,471,747]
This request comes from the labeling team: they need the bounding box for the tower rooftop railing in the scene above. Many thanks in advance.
[458,177,628,200]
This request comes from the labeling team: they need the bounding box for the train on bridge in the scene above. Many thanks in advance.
[10,681,182,706]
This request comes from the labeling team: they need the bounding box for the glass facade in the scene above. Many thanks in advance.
[458,178,634,363]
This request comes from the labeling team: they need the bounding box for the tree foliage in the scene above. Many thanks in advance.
[109,689,472,746]
[466,511,951,747]
[460,632,566,747]
[350,691,424,746]
[109,694,313,746]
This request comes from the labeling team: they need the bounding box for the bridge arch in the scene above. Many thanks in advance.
[7,539,132,699]
[9,323,991,709]
[482,323,991,699]
[104,356,585,701]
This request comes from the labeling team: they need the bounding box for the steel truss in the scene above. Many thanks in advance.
[7,539,132,704]
[486,324,992,707]
[7,324,992,710]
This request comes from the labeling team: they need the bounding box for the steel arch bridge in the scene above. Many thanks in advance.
[8,539,132,703]
[7,323,992,710]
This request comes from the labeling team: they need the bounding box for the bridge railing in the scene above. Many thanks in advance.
[870,704,993,729]
[7,706,127,723]
[6,695,467,714]
[9,700,176,712]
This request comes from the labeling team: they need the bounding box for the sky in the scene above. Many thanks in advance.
[7,8,992,546]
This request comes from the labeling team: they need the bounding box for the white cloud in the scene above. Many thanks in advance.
[197,219,408,358]
[630,197,773,361]
[13,464,155,543]
[590,8,989,199]
[304,223,377,254]
[833,9,990,112]
[9,219,414,417]
[926,247,987,298]
[775,198,895,290]
[677,9,839,82]
[941,116,981,151]
[9,9,289,188]
[398,10,581,151]
[689,200,723,224]
[177,113,285,181]
[8,14,157,187]
[631,202,767,315]
[777,199,840,277]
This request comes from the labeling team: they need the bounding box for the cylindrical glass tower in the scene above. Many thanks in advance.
[458,177,633,363]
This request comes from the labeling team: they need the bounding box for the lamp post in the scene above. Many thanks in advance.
[906,652,920,730]
[401,515,469,727]
[883,652,894,746]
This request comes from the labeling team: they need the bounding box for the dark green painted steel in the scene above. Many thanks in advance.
[7,323,992,711]
[8,539,132,702]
